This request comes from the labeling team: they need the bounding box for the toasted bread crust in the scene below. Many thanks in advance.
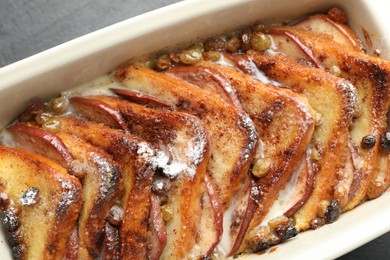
[55,115,155,259]
[269,27,390,209]
[0,146,82,259]
[193,60,315,232]
[72,95,215,259]
[1,8,390,258]
[294,14,365,52]
[116,65,258,209]
[7,124,123,258]
[167,60,315,253]
[56,133,123,258]
[248,52,357,230]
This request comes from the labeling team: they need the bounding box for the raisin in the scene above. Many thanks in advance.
[179,49,203,64]
[361,135,376,149]
[12,244,24,259]
[155,55,172,71]
[3,211,20,232]
[107,205,123,226]
[241,30,252,51]
[380,131,390,151]
[204,37,227,52]
[328,7,348,24]
[250,32,271,52]
[275,225,298,241]
[50,97,68,114]
[252,241,270,253]
[226,36,241,53]
[324,200,341,223]
[152,177,172,196]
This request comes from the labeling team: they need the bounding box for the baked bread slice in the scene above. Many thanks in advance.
[293,11,365,52]
[246,51,356,230]
[268,27,390,210]
[7,124,123,259]
[53,132,123,259]
[115,65,259,212]
[70,95,219,259]
[167,61,315,253]
[52,115,157,259]
[0,145,82,259]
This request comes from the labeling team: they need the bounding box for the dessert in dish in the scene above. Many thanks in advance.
[0,6,389,259]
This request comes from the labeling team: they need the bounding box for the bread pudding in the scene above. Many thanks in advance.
[0,6,389,259]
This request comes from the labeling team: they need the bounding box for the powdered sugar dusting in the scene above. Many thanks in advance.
[239,113,259,163]
[136,141,182,179]
[136,141,155,160]
[135,119,208,181]
[20,187,39,206]
[186,120,208,166]
[57,179,79,213]
[90,152,121,196]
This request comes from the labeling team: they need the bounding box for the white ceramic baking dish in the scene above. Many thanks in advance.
[0,0,390,259]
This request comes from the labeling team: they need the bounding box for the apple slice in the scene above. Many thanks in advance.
[269,31,323,68]
[294,14,365,52]
[7,124,123,258]
[167,66,242,107]
[226,177,256,256]
[168,62,314,254]
[70,95,221,258]
[6,124,72,168]
[70,97,130,132]
[0,145,82,259]
[149,194,167,260]
[110,88,173,110]
[268,27,390,209]
[52,115,156,259]
[283,151,315,217]
[203,175,224,256]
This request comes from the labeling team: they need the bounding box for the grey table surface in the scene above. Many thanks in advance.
[0,0,389,259]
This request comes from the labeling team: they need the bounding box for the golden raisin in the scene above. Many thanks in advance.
[42,118,61,133]
[226,36,241,53]
[329,65,341,76]
[160,205,174,222]
[250,32,271,52]
[51,97,68,114]
[252,158,272,178]
[155,55,172,71]
[204,37,227,52]
[203,51,221,61]
[179,49,203,64]
[35,112,53,125]
[311,148,321,161]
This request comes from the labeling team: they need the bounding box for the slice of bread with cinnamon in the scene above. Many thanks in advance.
[0,146,82,259]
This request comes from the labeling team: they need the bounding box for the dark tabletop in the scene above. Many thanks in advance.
[0,0,389,259]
